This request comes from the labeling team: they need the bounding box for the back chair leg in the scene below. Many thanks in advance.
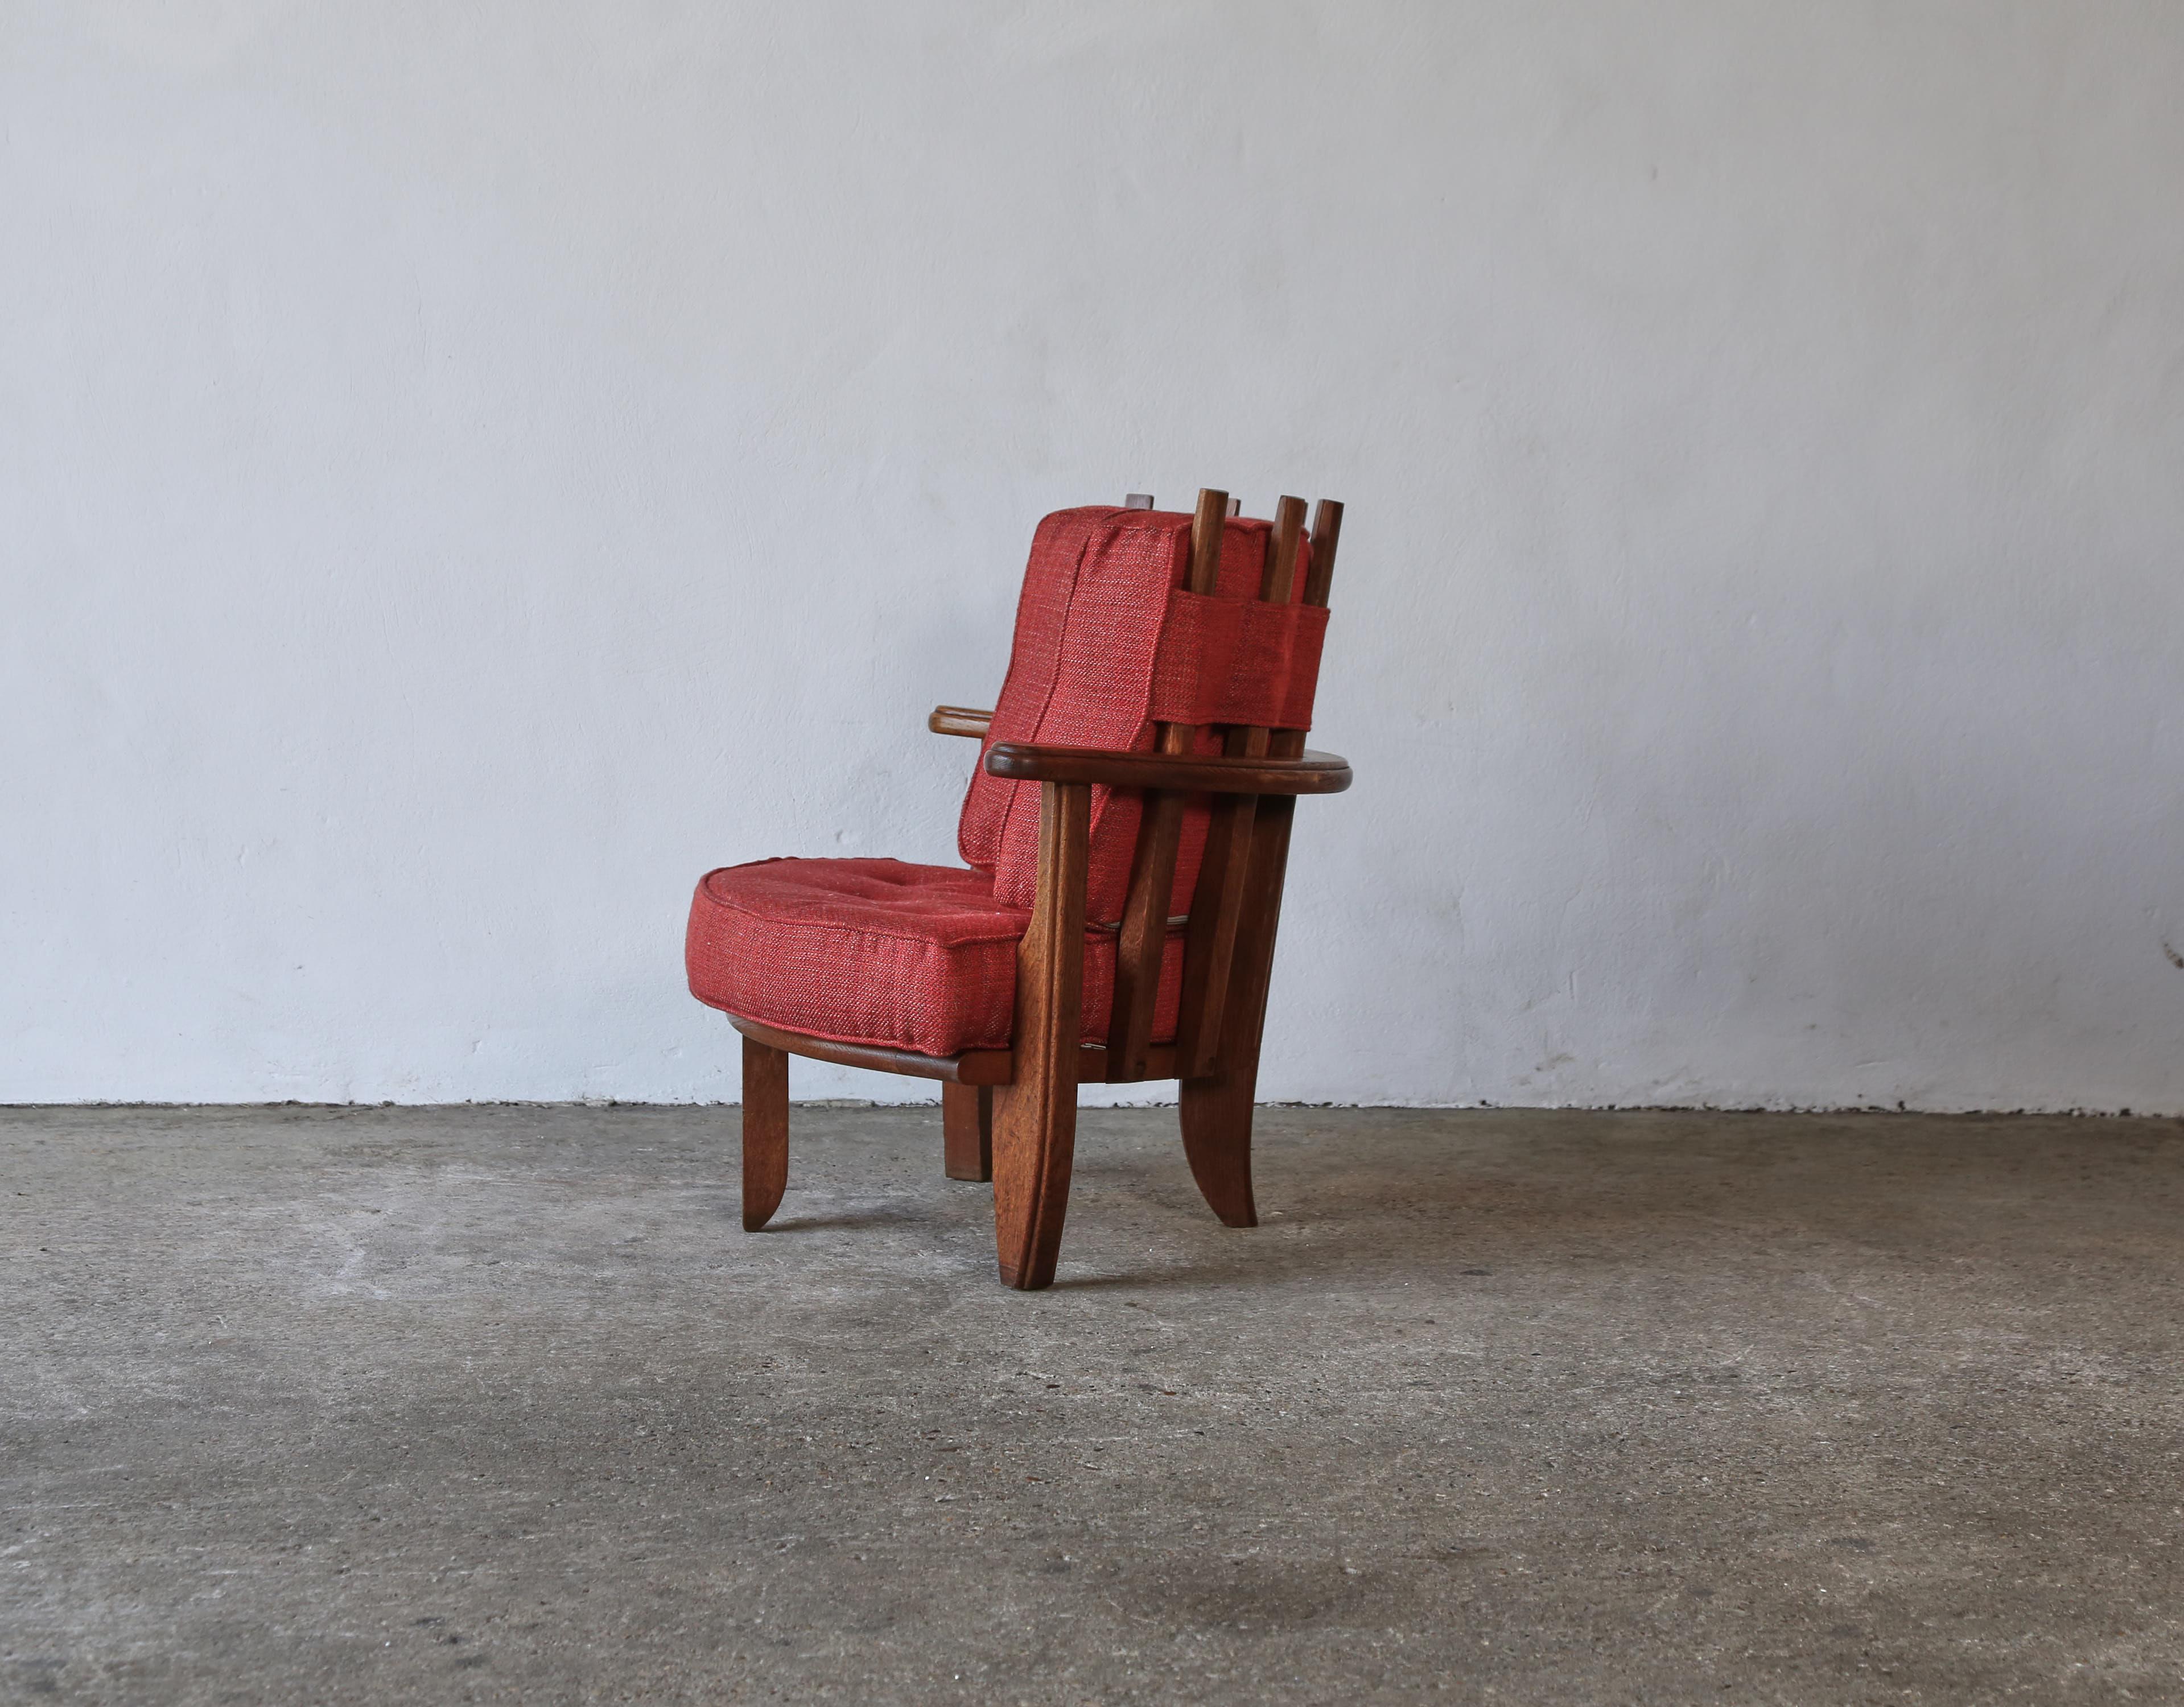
[1176,793,1297,1228]
[741,1034,789,1230]
[1179,1072,1258,1228]
[942,1083,993,1181]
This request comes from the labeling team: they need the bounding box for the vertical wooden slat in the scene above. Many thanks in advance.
[1266,499,1340,761]
[1105,487,1229,1079]
[1177,494,1342,1226]
[1176,494,1307,1077]
[991,780,1090,1289]
[1244,496,1311,747]
[1178,792,1295,1225]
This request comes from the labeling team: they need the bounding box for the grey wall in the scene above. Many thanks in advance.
[6,2,2181,1109]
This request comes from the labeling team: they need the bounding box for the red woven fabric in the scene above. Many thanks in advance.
[957,506,1320,920]
[685,857,1183,1057]
[684,505,1331,1059]
[1148,590,1330,730]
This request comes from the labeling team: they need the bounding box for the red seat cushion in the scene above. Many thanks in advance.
[956,506,1316,921]
[685,857,1181,1058]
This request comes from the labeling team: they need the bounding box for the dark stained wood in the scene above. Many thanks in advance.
[1177,496,1342,1227]
[741,1034,789,1231]
[1178,793,1295,1227]
[725,1015,1175,1086]
[1177,494,1308,1077]
[728,1016,1001,1083]
[991,781,1090,1290]
[1103,796,1175,1081]
[1104,488,1230,1079]
[1300,497,1342,611]
[929,704,994,739]
[1087,1044,1180,1082]
[720,484,1349,1287]
[1267,497,1344,760]
[984,743,1351,795]
[1244,495,1311,743]
[942,1082,992,1181]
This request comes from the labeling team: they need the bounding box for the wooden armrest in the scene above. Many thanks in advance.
[930,705,994,739]
[984,742,1352,796]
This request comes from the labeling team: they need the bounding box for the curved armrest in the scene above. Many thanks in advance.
[930,705,994,739]
[984,742,1351,796]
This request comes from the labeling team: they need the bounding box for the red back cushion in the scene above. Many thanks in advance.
[958,505,1318,921]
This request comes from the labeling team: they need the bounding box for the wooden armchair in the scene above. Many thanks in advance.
[685,489,1349,1289]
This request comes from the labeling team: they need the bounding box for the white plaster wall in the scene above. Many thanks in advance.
[5,2,2181,1110]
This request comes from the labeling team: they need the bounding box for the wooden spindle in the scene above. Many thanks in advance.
[1176,494,1307,1076]
[1176,496,1342,1223]
[1106,487,1228,1078]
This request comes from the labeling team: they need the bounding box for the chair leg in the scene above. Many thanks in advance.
[1175,794,1295,1228]
[992,1073,1077,1289]
[942,1083,993,1181]
[1179,1070,1258,1227]
[991,780,1089,1290]
[741,1034,789,1231]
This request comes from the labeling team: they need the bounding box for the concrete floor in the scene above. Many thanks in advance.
[3,1106,2179,1705]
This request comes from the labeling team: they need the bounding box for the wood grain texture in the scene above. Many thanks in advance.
[942,1082,992,1181]
[928,705,994,739]
[1177,793,1296,1227]
[724,1016,1176,1086]
[984,743,1351,795]
[727,1017,1003,1083]
[1177,497,1341,1226]
[1176,494,1308,1077]
[720,489,1346,1280]
[740,1034,789,1231]
[991,780,1090,1290]
[1300,497,1342,610]
[1104,487,1230,1079]
[1104,789,1180,1079]
[1267,497,1344,763]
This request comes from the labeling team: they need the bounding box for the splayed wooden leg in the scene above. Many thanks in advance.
[991,782,1089,1290]
[942,1082,992,1182]
[1177,793,1296,1227]
[1179,1070,1258,1228]
[741,1034,789,1231]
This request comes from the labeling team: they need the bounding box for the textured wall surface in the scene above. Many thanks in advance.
[6,2,2181,1108]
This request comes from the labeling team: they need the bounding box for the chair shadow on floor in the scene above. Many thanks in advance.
[760,1213,926,1234]
[702,1108,2178,1292]
[1037,1110,2175,1290]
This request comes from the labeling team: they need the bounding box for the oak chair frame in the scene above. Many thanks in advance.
[728,489,1349,1289]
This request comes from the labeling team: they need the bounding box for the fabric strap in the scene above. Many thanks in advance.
[1147,589,1330,732]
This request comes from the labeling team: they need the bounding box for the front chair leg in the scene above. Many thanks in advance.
[992,1075,1078,1288]
[741,1034,789,1230]
[992,781,1089,1290]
